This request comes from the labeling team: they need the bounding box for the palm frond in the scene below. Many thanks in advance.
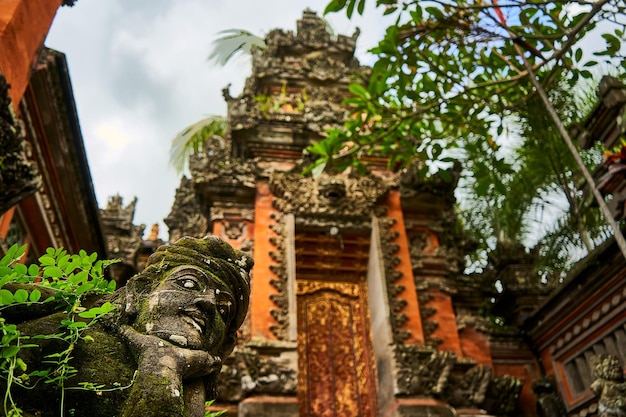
[169,116,227,173]
[208,29,265,66]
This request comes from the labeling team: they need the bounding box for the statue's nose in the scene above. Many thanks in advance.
[193,290,216,312]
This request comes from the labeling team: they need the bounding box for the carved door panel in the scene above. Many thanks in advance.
[297,280,377,417]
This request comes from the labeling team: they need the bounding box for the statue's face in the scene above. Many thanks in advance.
[138,265,235,354]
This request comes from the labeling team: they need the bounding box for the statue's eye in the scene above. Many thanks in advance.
[178,278,200,290]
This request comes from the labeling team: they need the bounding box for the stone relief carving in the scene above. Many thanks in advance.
[217,347,297,402]
[268,212,290,340]
[482,374,525,415]
[100,195,145,282]
[395,345,523,415]
[224,10,369,139]
[399,160,460,202]
[188,134,258,190]
[378,215,411,345]
[532,377,567,417]
[0,71,41,216]
[164,177,209,241]
[395,346,456,396]
[210,206,255,251]
[590,354,626,417]
[270,170,390,220]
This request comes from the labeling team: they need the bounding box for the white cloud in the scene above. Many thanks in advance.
[45,1,392,240]
[94,123,130,153]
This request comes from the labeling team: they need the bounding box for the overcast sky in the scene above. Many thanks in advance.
[45,1,391,241]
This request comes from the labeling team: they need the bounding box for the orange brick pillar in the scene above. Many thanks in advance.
[249,181,279,340]
[427,287,462,354]
[384,190,425,344]
[0,0,60,107]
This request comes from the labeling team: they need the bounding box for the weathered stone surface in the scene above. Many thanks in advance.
[590,354,626,417]
[0,71,41,216]
[238,396,299,417]
[532,377,567,417]
[100,195,145,283]
[394,345,523,415]
[5,236,252,417]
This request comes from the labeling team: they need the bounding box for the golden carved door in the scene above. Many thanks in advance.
[297,280,378,417]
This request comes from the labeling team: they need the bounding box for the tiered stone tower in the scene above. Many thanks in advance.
[165,10,534,417]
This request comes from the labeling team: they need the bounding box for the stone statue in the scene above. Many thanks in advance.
[7,236,252,417]
[590,354,626,417]
[532,377,567,417]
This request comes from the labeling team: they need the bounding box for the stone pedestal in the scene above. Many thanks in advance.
[238,396,299,417]
[383,398,456,417]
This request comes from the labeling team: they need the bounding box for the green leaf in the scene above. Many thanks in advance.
[29,289,41,303]
[43,266,63,279]
[601,33,621,55]
[75,283,94,296]
[74,270,89,285]
[1,346,20,358]
[38,254,55,266]
[346,0,356,18]
[13,263,27,278]
[57,254,71,270]
[324,0,347,14]
[348,83,370,99]
[574,48,582,62]
[0,289,13,305]
[357,0,365,15]
[16,358,27,372]
[29,370,51,378]
[13,289,29,303]
[0,272,16,289]
[78,309,97,319]
[28,264,40,277]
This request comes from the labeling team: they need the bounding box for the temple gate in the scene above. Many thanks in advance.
[165,10,535,417]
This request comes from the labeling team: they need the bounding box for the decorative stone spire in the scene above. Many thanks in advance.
[100,195,144,284]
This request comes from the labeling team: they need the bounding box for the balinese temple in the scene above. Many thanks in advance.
[165,10,541,417]
[3,3,625,416]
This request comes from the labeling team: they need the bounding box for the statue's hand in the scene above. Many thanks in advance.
[120,325,221,380]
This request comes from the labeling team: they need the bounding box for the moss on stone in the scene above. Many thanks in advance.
[121,372,186,417]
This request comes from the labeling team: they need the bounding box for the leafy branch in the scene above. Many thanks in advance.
[0,244,120,417]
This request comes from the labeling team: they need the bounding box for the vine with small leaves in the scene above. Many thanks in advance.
[0,244,124,417]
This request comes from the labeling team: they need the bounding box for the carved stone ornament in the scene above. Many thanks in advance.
[217,347,297,402]
[223,10,370,137]
[164,177,209,242]
[532,377,567,417]
[100,195,145,274]
[189,135,258,191]
[378,215,411,344]
[590,354,626,417]
[270,170,390,220]
[395,346,456,396]
[395,345,523,414]
[0,72,42,216]
[268,212,290,340]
